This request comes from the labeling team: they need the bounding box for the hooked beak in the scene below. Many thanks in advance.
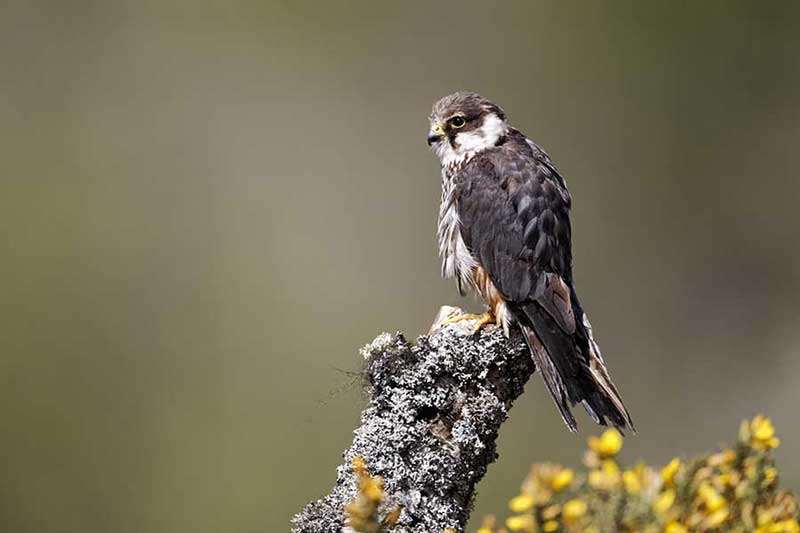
[427,123,445,146]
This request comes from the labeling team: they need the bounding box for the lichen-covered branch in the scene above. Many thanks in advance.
[292,306,536,533]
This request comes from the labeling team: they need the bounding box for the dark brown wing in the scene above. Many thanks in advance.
[455,135,574,328]
[456,133,633,432]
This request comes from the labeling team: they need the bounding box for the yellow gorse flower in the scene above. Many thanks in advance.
[665,521,688,533]
[588,428,623,458]
[506,514,535,531]
[753,416,777,440]
[550,468,574,491]
[622,463,655,495]
[763,466,778,487]
[654,489,676,514]
[708,448,736,467]
[562,498,587,524]
[623,470,641,494]
[661,458,681,485]
[588,459,621,490]
[755,519,800,533]
[704,507,730,528]
[519,463,574,504]
[508,493,535,513]
[542,520,559,532]
[345,457,401,533]
[698,483,726,512]
[744,415,781,450]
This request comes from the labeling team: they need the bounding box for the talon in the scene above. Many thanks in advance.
[442,312,483,325]
[470,311,497,335]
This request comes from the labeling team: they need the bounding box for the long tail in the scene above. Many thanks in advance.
[515,295,634,433]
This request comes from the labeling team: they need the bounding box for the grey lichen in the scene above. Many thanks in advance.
[292,307,535,533]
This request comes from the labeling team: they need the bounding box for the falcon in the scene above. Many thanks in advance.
[427,91,634,432]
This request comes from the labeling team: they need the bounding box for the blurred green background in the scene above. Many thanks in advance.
[2,1,799,531]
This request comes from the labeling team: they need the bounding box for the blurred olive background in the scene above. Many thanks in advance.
[2,1,799,532]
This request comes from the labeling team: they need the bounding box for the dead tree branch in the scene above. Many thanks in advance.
[292,306,537,533]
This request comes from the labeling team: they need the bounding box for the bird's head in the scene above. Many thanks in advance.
[428,92,508,164]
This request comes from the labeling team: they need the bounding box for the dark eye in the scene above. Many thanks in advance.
[450,116,466,128]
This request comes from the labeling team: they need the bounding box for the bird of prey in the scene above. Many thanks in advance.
[427,91,634,432]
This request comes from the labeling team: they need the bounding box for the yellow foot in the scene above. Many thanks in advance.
[442,311,497,335]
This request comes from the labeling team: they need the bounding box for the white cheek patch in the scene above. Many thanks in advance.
[453,131,487,153]
[454,113,507,155]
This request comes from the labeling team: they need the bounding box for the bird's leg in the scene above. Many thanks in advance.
[469,310,497,334]
[441,309,497,334]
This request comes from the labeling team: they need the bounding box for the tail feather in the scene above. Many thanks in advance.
[521,320,579,431]
[517,300,634,433]
[581,311,635,432]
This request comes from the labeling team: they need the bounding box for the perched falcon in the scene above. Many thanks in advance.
[427,92,634,432]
